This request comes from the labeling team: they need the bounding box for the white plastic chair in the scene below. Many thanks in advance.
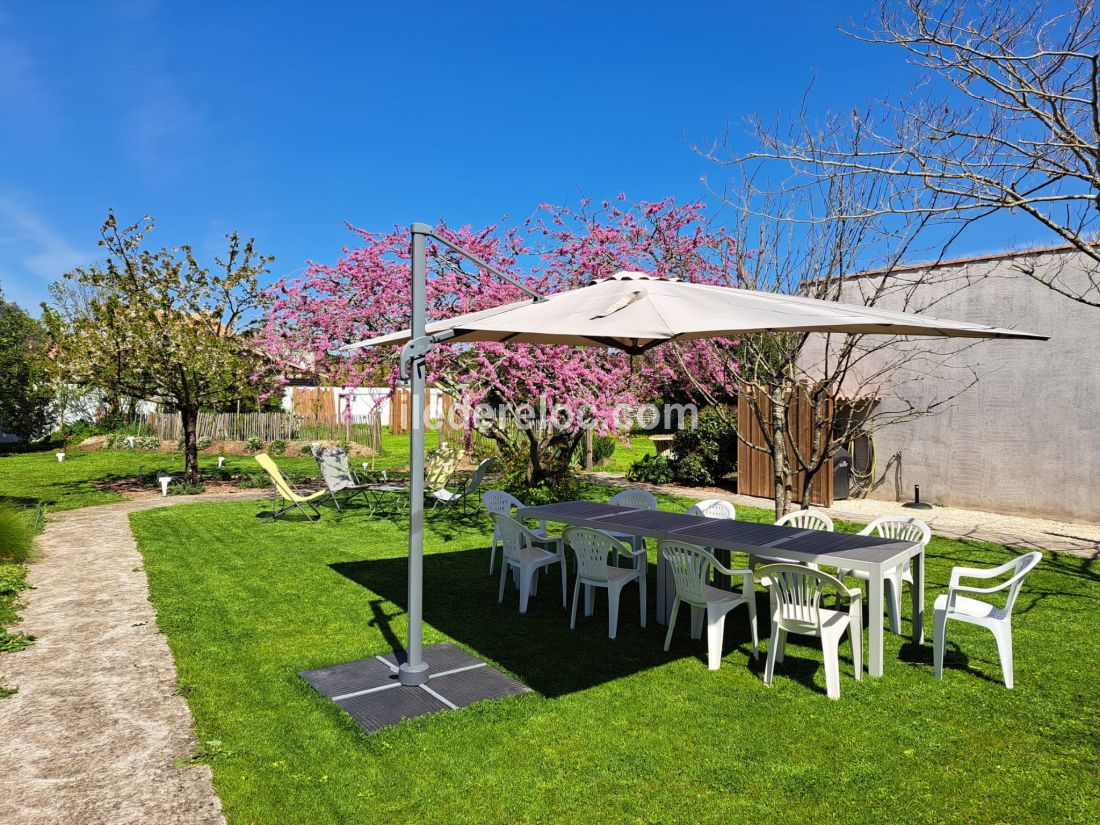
[838,516,931,634]
[933,551,1042,688]
[563,526,647,639]
[683,497,737,588]
[605,488,657,587]
[660,540,758,669]
[491,513,568,614]
[759,563,863,700]
[750,509,834,570]
[685,498,736,520]
[605,487,658,552]
[482,489,562,575]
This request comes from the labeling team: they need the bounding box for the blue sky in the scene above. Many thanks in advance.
[0,1,1047,313]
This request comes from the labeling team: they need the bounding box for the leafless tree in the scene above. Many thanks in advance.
[752,0,1100,306]
[686,114,986,518]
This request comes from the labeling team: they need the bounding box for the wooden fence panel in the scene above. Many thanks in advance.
[736,387,834,507]
[389,388,440,436]
[134,409,380,452]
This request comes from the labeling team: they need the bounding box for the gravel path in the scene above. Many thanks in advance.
[588,472,1100,558]
[0,492,264,825]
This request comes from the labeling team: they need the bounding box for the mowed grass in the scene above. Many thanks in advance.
[593,433,656,473]
[0,442,418,512]
[130,490,1100,824]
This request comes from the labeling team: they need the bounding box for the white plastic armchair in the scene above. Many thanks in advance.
[482,489,561,575]
[933,551,1042,688]
[750,509,834,571]
[605,487,658,573]
[839,516,931,634]
[759,563,863,699]
[563,526,647,639]
[608,488,659,511]
[685,498,736,520]
[491,512,568,614]
[660,540,758,669]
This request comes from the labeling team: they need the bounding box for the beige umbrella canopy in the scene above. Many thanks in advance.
[342,271,1047,355]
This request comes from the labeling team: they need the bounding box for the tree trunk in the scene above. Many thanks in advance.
[770,390,792,520]
[525,429,544,487]
[800,466,818,511]
[181,405,200,485]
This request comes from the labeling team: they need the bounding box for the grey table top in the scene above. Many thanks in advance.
[517,501,919,569]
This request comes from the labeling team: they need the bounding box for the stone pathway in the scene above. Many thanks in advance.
[588,472,1100,558]
[0,492,263,825]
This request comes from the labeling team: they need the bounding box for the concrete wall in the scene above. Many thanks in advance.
[824,249,1099,523]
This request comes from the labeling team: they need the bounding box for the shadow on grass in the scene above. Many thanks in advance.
[330,547,850,699]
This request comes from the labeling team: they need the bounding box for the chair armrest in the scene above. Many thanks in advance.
[714,563,754,578]
[948,581,1009,597]
[949,559,1020,586]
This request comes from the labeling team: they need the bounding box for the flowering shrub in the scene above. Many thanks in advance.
[258,198,741,486]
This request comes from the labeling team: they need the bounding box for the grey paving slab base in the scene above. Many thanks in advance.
[300,643,531,734]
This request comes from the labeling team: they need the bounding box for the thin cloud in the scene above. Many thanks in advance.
[0,196,93,284]
[123,86,204,185]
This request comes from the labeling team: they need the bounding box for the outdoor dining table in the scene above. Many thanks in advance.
[516,500,925,678]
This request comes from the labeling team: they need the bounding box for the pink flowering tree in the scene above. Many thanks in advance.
[258,199,740,487]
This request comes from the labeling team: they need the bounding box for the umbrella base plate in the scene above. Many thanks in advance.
[300,643,530,734]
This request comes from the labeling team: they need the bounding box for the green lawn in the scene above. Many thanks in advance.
[0,439,421,513]
[594,433,657,473]
[129,490,1100,824]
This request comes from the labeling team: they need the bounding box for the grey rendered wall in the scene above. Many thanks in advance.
[834,250,1099,523]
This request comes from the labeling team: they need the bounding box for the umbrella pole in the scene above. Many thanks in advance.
[398,223,431,686]
[395,222,541,687]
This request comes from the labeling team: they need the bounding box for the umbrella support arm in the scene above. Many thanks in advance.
[398,223,541,688]
[399,330,457,381]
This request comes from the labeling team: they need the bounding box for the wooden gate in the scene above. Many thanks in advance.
[736,386,834,507]
[293,387,338,423]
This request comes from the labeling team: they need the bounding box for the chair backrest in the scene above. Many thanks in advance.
[775,509,834,532]
[1000,552,1043,614]
[463,457,496,494]
[660,540,716,604]
[491,512,538,565]
[861,515,931,546]
[608,488,658,511]
[562,526,632,583]
[686,498,736,521]
[758,563,850,633]
[255,454,296,501]
[482,488,524,517]
[312,445,355,492]
[425,442,463,490]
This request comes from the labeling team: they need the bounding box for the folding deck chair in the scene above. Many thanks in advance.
[255,453,327,523]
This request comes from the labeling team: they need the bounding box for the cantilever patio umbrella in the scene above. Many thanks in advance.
[341,223,1046,690]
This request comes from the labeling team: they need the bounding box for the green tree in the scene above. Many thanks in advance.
[0,294,54,441]
[44,213,275,483]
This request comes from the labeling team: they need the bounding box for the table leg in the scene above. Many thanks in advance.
[712,547,731,591]
[868,565,884,678]
[911,548,925,644]
[656,552,667,625]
